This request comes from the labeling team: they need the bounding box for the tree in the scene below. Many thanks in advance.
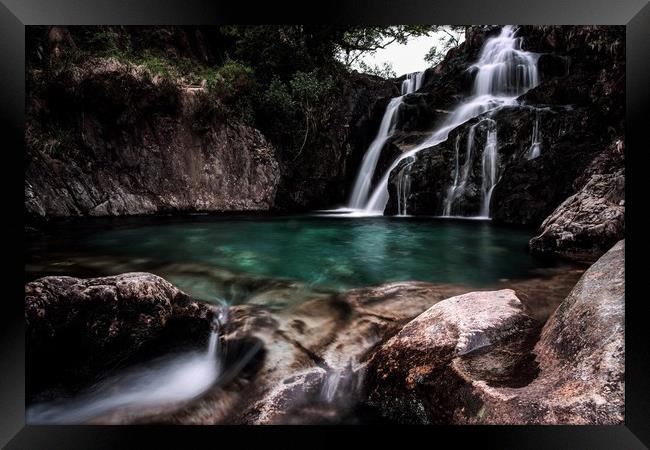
[336,26,433,68]
[424,26,466,67]
[356,61,396,79]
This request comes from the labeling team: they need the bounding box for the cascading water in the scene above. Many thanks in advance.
[526,109,542,159]
[347,71,423,209]
[401,71,424,95]
[362,25,539,216]
[479,120,498,217]
[27,312,224,424]
[443,129,476,216]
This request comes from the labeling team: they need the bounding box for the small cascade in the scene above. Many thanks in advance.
[443,128,477,216]
[401,71,424,95]
[363,25,539,215]
[479,120,498,217]
[27,311,224,424]
[347,71,423,209]
[526,109,542,159]
[395,158,415,215]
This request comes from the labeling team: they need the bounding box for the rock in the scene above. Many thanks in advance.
[26,272,216,399]
[364,289,537,423]
[381,25,624,224]
[156,281,468,424]
[529,169,624,261]
[25,55,281,220]
[364,241,624,424]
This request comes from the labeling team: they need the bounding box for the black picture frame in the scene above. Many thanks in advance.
[2,0,648,447]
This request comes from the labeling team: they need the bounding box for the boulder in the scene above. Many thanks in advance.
[364,240,624,424]
[26,272,216,400]
[364,289,537,423]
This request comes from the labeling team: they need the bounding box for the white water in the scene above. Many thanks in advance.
[443,130,476,216]
[347,71,423,209]
[479,120,498,217]
[526,109,542,159]
[27,315,223,424]
[361,25,539,216]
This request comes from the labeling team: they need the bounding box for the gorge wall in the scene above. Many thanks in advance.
[25,26,396,220]
[377,26,624,259]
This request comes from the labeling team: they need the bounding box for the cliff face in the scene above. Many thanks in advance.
[273,73,398,211]
[25,26,396,219]
[26,29,281,219]
[380,25,624,259]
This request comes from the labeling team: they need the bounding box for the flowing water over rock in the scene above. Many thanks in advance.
[347,71,423,209]
[361,25,539,216]
[526,109,543,160]
[27,315,223,424]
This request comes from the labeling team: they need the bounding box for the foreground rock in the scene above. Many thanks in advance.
[26,272,216,399]
[529,168,624,261]
[145,281,477,425]
[364,289,538,423]
[364,240,624,424]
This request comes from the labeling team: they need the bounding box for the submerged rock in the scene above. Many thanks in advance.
[364,240,624,424]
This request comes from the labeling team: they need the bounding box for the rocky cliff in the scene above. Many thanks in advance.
[25,26,396,220]
[380,26,625,259]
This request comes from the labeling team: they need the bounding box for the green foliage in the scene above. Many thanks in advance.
[289,70,333,107]
[424,26,466,67]
[356,61,396,79]
[337,26,433,68]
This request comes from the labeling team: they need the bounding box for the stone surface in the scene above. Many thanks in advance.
[364,240,624,424]
[364,289,537,423]
[25,57,280,219]
[25,272,216,400]
[529,168,624,261]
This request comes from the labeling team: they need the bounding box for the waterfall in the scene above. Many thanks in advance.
[347,71,423,209]
[401,71,424,95]
[479,120,498,217]
[526,109,542,159]
[442,128,477,216]
[27,313,223,424]
[395,158,415,215]
[362,25,539,215]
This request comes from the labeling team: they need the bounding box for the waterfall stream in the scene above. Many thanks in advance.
[359,25,539,217]
[526,109,542,159]
[347,71,423,209]
[27,313,224,424]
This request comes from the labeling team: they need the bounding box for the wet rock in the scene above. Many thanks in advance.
[529,169,624,261]
[364,289,537,423]
[26,272,216,399]
[364,241,624,424]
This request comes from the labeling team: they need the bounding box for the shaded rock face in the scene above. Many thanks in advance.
[26,273,216,400]
[26,57,280,220]
[529,168,624,261]
[364,240,624,424]
[275,72,399,211]
[381,25,624,232]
